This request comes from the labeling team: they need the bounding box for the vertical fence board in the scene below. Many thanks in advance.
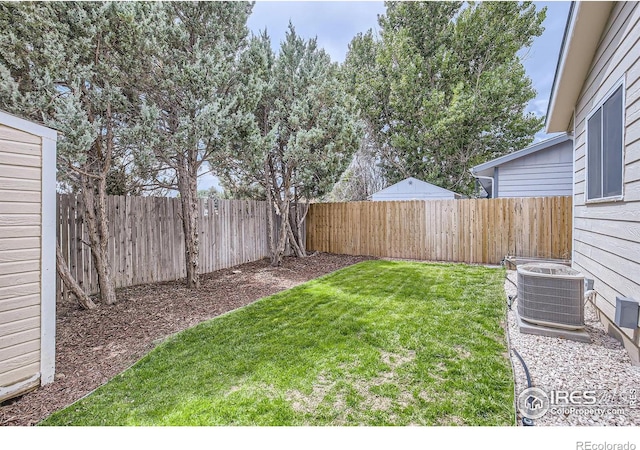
[306,197,572,265]
[59,194,69,302]
[68,197,78,287]
[56,195,278,297]
[56,195,571,298]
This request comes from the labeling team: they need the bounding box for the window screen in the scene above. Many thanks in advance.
[602,87,623,197]
[586,85,623,200]
[587,109,602,200]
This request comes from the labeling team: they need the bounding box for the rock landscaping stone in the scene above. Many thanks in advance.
[505,270,640,426]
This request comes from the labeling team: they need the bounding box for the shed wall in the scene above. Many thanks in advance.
[573,1,640,363]
[0,123,42,399]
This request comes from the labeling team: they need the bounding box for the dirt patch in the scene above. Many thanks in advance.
[454,345,471,359]
[283,348,419,420]
[437,415,464,426]
[0,253,373,426]
[286,374,334,414]
[381,350,416,369]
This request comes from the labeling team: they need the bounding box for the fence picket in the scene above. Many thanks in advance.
[56,194,572,302]
[56,195,275,300]
[305,197,572,265]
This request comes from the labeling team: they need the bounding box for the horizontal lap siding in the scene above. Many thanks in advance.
[0,123,42,393]
[372,193,456,200]
[573,1,640,346]
[497,141,574,198]
[499,165,573,193]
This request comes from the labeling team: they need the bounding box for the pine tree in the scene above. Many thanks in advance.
[130,2,255,288]
[0,2,154,306]
[344,1,546,196]
[213,25,362,265]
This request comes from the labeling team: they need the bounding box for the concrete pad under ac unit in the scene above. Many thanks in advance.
[515,309,591,343]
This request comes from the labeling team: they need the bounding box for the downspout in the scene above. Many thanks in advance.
[469,169,495,198]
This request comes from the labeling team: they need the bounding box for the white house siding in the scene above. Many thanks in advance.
[371,177,459,201]
[372,191,457,201]
[0,123,43,400]
[496,140,574,197]
[573,1,640,363]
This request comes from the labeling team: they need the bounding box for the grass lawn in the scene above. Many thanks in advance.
[42,260,514,426]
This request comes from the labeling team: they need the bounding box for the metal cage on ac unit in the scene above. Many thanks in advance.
[517,263,585,330]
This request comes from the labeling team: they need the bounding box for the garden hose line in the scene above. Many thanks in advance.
[503,269,533,426]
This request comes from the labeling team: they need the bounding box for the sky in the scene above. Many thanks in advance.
[201,1,572,191]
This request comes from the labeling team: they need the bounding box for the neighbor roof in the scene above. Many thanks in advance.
[370,177,460,197]
[545,1,615,133]
[470,133,572,174]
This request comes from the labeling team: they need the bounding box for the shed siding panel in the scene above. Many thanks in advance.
[0,126,41,145]
[0,140,41,156]
[0,362,40,387]
[0,190,40,203]
[0,178,41,192]
[496,140,574,197]
[0,294,40,313]
[0,153,41,168]
[0,226,40,238]
[0,203,41,214]
[0,249,41,264]
[0,165,40,180]
[0,122,43,391]
[0,327,40,350]
[573,1,640,353]
[0,339,39,363]
[0,237,40,251]
[0,272,40,290]
[0,261,40,276]
[0,305,40,325]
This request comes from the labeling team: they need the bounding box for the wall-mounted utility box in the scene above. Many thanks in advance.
[615,296,640,329]
[585,278,594,291]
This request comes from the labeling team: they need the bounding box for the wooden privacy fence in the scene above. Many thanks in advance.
[306,197,572,264]
[57,195,271,300]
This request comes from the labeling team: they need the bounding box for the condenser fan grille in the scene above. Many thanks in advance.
[517,263,585,330]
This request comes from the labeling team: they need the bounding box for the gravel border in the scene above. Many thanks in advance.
[505,270,640,426]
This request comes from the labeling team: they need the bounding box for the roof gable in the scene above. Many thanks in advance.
[545,1,615,132]
[372,177,459,196]
[0,109,58,140]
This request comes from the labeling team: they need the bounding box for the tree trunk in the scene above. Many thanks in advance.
[286,220,305,258]
[81,177,117,305]
[177,165,200,289]
[271,198,290,267]
[56,243,96,310]
[287,194,308,258]
[264,160,276,261]
[296,201,309,255]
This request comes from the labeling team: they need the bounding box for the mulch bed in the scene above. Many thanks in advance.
[0,253,373,426]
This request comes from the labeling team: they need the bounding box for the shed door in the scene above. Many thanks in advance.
[0,123,42,401]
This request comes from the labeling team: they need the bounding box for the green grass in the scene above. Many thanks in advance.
[42,260,514,426]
